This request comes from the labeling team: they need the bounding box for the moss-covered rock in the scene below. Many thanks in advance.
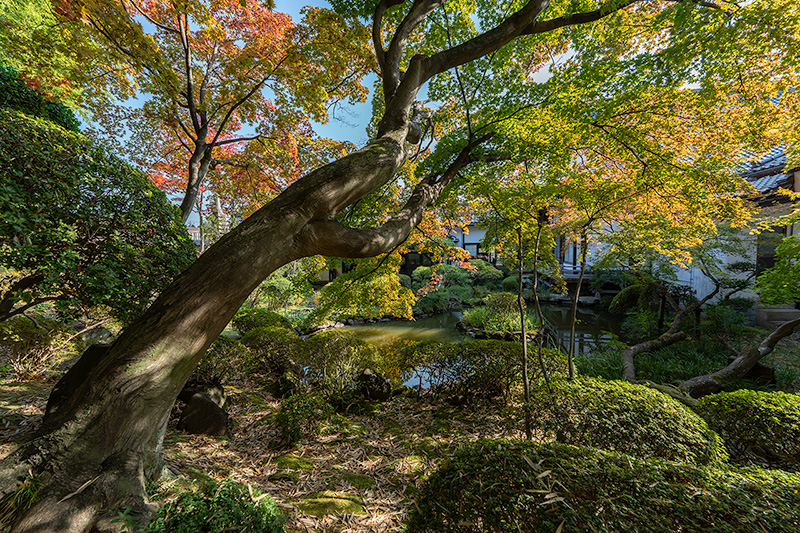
[294,491,365,517]
[339,471,375,490]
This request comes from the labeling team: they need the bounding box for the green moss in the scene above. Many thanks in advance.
[380,416,404,436]
[339,471,375,490]
[294,491,365,516]
[526,377,728,466]
[273,453,313,472]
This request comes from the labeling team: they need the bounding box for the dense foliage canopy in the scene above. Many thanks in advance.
[0,107,195,323]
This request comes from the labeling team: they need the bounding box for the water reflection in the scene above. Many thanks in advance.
[340,311,466,344]
[540,305,622,356]
[341,305,622,356]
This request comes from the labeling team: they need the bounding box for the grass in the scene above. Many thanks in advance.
[576,327,800,392]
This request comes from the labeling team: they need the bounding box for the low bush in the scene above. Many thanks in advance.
[697,389,800,471]
[406,340,566,400]
[145,479,285,532]
[0,315,84,379]
[240,327,302,379]
[461,292,538,334]
[190,336,251,383]
[275,393,338,445]
[233,308,292,335]
[407,440,800,533]
[527,378,727,465]
[302,330,378,406]
[501,275,519,292]
[467,259,503,289]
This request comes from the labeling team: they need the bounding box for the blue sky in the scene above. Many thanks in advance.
[275,0,374,145]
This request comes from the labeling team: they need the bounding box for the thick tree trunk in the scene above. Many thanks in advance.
[0,132,410,532]
[0,3,633,529]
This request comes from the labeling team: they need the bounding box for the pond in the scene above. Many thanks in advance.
[340,305,623,357]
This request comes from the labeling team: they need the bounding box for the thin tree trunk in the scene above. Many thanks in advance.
[567,232,587,378]
[530,213,551,392]
[517,227,531,440]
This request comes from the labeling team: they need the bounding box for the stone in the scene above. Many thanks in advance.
[267,375,296,399]
[177,393,229,437]
[356,368,392,401]
[294,491,365,517]
[178,381,226,408]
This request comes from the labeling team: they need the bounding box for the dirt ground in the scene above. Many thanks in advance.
[0,376,524,532]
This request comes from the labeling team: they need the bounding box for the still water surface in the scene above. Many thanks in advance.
[341,304,623,356]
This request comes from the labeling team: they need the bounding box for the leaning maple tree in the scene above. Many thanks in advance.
[1,1,799,531]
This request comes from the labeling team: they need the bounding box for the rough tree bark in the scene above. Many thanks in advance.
[681,317,800,397]
[1,1,601,531]
[621,283,719,382]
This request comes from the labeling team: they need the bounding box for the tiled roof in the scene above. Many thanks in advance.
[741,146,793,193]
[749,172,791,193]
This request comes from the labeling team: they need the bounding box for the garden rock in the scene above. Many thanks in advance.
[178,381,226,408]
[177,392,229,437]
[268,375,297,399]
[356,368,392,401]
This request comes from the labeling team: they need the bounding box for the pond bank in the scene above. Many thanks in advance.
[339,304,624,357]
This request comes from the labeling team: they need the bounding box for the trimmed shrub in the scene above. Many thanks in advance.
[528,378,727,465]
[145,479,285,532]
[275,393,337,445]
[461,292,537,334]
[409,340,566,400]
[0,315,84,379]
[608,283,642,314]
[697,390,800,470]
[468,259,503,289]
[191,336,251,383]
[411,266,432,290]
[302,330,378,406]
[0,108,195,324]
[375,338,419,385]
[501,275,519,292]
[233,308,292,335]
[240,327,302,378]
[407,440,800,533]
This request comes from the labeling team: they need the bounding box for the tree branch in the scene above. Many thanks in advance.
[296,134,493,257]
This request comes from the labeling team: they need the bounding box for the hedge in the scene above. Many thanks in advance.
[697,389,800,471]
[527,378,728,466]
[407,440,800,533]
